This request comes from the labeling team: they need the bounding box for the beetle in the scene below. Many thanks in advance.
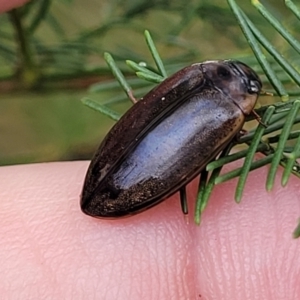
[81,60,262,218]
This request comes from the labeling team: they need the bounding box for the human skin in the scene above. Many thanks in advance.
[1,161,300,299]
[0,0,28,13]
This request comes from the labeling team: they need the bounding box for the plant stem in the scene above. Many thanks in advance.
[9,8,40,88]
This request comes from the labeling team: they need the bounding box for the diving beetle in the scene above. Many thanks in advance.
[81,60,262,218]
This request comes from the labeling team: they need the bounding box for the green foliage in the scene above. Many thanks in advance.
[82,2,300,236]
[0,0,244,89]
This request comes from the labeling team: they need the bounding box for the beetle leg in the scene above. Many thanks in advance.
[234,128,248,142]
[179,186,188,215]
[251,109,267,128]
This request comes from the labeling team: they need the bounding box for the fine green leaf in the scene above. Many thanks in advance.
[136,71,164,83]
[215,155,274,184]
[243,13,300,87]
[194,170,208,225]
[266,100,300,190]
[293,219,300,238]
[195,145,233,222]
[252,0,300,54]
[227,0,288,99]
[81,97,121,121]
[126,60,164,80]
[27,0,52,34]
[144,30,168,78]
[206,143,270,171]
[235,106,275,202]
[282,134,300,186]
[104,52,136,103]
[285,0,300,20]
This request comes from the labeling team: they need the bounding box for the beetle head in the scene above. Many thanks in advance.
[199,60,262,115]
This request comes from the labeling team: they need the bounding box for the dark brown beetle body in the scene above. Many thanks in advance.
[81,60,262,218]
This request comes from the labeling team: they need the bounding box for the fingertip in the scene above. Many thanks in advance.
[0,0,29,13]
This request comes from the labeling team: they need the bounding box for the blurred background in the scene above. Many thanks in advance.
[0,0,295,166]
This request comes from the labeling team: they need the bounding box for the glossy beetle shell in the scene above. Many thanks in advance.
[81,60,262,218]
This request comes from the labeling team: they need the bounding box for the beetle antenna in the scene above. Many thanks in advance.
[260,89,273,96]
